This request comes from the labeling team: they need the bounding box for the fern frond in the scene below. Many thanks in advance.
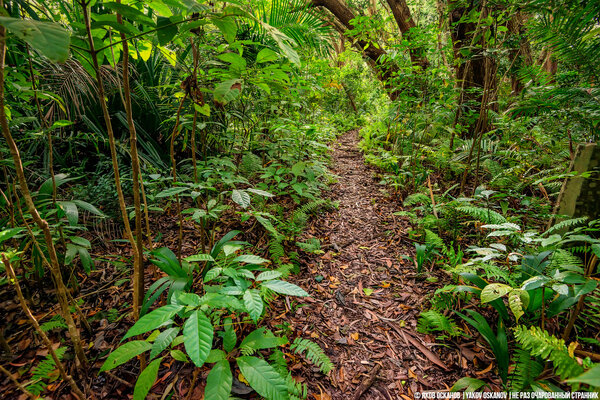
[290,338,333,374]
[513,326,583,380]
[269,237,286,265]
[40,316,67,332]
[417,310,462,337]
[26,347,67,395]
[509,347,544,392]
[457,206,506,224]
[547,249,584,274]
[545,217,588,236]
[403,193,431,207]
[295,238,321,253]
[425,229,446,252]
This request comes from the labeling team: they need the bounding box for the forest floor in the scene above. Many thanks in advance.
[267,129,466,399]
[0,130,490,400]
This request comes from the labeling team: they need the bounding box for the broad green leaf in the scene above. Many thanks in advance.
[157,16,178,45]
[246,188,274,197]
[256,271,282,281]
[205,359,232,400]
[170,349,188,362]
[231,189,250,208]
[508,289,529,322]
[183,310,213,367]
[100,341,151,372]
[0,228,22,244]
[57,201,78,226]
[194,103,210,116]
[150,328,179,360]
[177,292,202,307]
[566,364,600,386]
[78,247,94,274]
[239,328,287,351]
[0,17,70,62]
[214,79,242,105]
[218,52,247,70]
[291,161,306,176]
[123,305,183,340]
[72,200,105,217]
[450,377,486,392]
[223,318,236,352]
[185,253,215,262]
[156,186,188,198]
[133,357,162,400]
[206,349,226,363]
[212,15,237,43]
[256,48,278,64]
[234,254,269,265]
[204,267,223,282]
[521,275,551,291]
[480,283,512,303]
[262,280,308,297]
[70,236,90,248]
[236,356,287,400]
[103,2,155,26]
[243,289,264,322]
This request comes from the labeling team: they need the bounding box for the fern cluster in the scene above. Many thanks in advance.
[290,338,334,374]
[508,347,544,392]
[456,205,506,224]
[40,315,67,332]
[26,347,67,395]
[417,310,462,338]
[513,326,583,379]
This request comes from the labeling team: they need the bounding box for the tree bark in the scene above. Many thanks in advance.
[448,0,497,137]
[317,1,400,98]
[385,0,429,69]
[507,12,533,95]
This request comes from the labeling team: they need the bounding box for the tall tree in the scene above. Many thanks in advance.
[310,0,429,98]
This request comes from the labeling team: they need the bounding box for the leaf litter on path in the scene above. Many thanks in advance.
[267,129,466,399]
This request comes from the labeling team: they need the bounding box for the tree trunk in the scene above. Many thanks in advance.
[313,0,432,99]
[449,0,497,137]
[316,0,400,98]
[507,12,533,95]
[385,0,429,69]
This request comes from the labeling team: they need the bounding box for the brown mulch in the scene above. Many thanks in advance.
[267,129,469,399]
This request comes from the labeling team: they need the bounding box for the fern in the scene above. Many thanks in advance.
[40,315,67,332]
[239,153,264,176]
[26,347,67,395]
[290,338,333,374]
[513,326,583,379]
[547,249,584,274]
[456,205,507,224]
[291,199,329,229]
[425,229,446,252]
[295,238,321,253]
[417,310,462,337]
[269,350,307,400]
[509,347,544,392]
[269,237,285,265]
[545,217,588,236]
[403,193,431,207]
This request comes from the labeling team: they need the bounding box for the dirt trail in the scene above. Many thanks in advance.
[277,129,461,399]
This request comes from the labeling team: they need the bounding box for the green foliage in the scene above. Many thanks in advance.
[26,347,67,395]
[290,338,334,374]
[508,348,544,392]
[417,310,462,338]
[456,205,507,225]
[513,326,584,380]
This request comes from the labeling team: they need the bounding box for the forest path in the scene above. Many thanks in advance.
[275,129,460,399]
